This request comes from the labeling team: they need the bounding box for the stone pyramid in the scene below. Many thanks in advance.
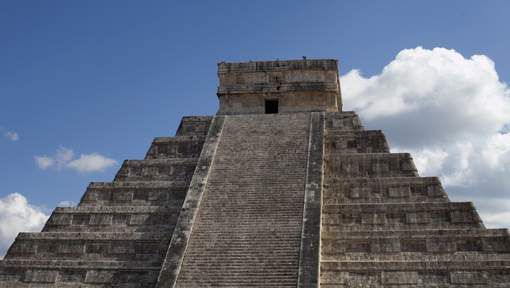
[1,59,509,287]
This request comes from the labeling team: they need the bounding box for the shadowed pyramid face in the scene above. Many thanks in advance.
[216,59,342,115]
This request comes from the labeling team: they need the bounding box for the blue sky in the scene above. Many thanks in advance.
[1,1,510,255]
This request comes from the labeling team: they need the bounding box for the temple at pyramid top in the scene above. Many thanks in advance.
[217,59,341,114]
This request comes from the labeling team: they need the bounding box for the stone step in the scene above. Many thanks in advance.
[0,259,160,286]
[322,229,510,261]
[144,135,205,159]
[79,181,188,207]
[113,158,197,182]
[325,111,364,132]
[173,113,311,287]
[323,176,448,204]
[43,206,178,232]
[177,279,297,288]
[326,153,418,178]
[320,261,510,287]
[176,265,299,287]
[326,130,389,154]
[324,228,509,239]
[175,116,213,137]
[322,202,483,232]
[5,232,170,263]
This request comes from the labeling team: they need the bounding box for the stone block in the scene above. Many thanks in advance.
[346,240,370,253]
[371,161,389,173]
[361,213,386,225]
[350,187,370,199]
[450,210,476,224]
[427,239,456,252]
[23,270,58,283]
[401,239,427,252]
[85,270,114,284]
[48,214,72,226]
[72,214,90,225]
[112,191,133,202]
[482,236,510,252]
[90,214,113,226]
[129,214,149,225]
[344,272,379,287]
[388,186,410,198]
[59,242,85,254]
[450,271,487,284]
[371,239,400,253]
[60,270,85,283]
[7,241,36,255]
[382,271,419,284]
[110,242,134,254]
[405,212,430,224]
[85,242,110,254]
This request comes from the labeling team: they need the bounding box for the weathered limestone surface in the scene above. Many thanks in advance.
[217,59,341,114]
[174,113,311,287]
[0,116,212,287]
[320,111,510,287]
[156,116,224,287]
[2,59,510,287]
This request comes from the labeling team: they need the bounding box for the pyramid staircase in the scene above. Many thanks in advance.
[173,113,312,287]
[320,112,510,287]
[0,116,213,287]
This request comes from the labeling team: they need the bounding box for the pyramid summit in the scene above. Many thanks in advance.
[1,58,510,287]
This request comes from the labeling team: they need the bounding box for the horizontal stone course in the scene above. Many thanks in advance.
[325,111,363,132]
[79,181,188,207]
[327,152,419,178]
[144,136,205,159]
[326,130,389,154]
[114,158,197,182]
[0,258,161,286]
[43,207,179,233]
[175,116,212,137]
[322,202,483,231]
[324,176,448,204]
[6,232,172,264]
[322,230,510,260]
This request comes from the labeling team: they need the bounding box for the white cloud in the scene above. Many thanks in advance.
[57,200,76,207]
[67,153,117,173]
[34,147,73,170]
[0,193,49,258]
[341,46,510,227]
[34,147,117,173]
[4,131,19,142]
[34,155,54,170]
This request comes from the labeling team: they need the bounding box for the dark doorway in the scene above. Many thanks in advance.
[265,100,278,114]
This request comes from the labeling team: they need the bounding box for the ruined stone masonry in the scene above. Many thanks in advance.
[1,59,510,287]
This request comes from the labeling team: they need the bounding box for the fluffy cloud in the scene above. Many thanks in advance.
[341,47,510,228]
[4,131,19,142]
[34,146,73,170]
[34,147,117,173]
[57,200,76,207]
[0,193,49,258]
[68,153,118,173]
